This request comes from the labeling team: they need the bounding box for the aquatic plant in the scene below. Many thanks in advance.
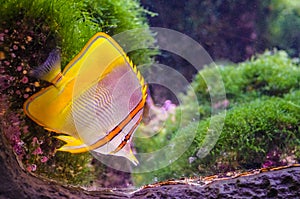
[268,0,300,57]
[0,0,157,67]
[0,0,157,186]
[0,18,96,185]
[188,50,300,118]
[133,50,300,185]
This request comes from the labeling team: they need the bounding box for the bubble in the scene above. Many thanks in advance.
[73,28,226,173]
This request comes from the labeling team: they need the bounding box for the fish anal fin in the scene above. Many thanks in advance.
[126,148,139,166]
[55,135,89,153]
[117,144,139,166]
[31,49,62,84]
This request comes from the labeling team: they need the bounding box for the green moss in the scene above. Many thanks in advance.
[37,152,95,186]
[134,96,300,186]
[284,90,300,105]
[267,0,300,56]
[189,50,300,118]
[1,0,157,186]
[217,97,299,164]
[0,0,157,67]
[194,50,299,100]
[134,50,300,186]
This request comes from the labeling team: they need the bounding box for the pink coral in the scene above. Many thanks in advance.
[26,165,32,172]
[32,137,38,146]
[213,99,230,109]
[32,147,43,155]
[31,164,37,171]
[17,66,22,71]
[41,156,48,163]
[21,76,28,84]
[4,61,10,66]
[13,44,18,51]
[22,125,29,134]
[0,75,11,91]
[162,100,176,112]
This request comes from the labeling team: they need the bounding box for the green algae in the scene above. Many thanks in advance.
[133,50,300,186]
[0,0,157,187]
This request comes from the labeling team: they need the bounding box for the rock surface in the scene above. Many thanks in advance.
[1,125,300,198]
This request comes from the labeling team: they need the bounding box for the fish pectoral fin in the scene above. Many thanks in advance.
[55,135,89,153]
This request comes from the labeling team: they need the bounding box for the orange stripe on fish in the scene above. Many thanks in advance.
[88,87,147,150]
[59,94,145,153]
[110,115,143,154]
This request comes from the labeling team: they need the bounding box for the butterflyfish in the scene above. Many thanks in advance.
[23,32,147,165]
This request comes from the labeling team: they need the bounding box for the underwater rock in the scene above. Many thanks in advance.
[1,124,299,198]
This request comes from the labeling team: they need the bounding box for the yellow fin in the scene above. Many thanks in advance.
[126,149,139,166]
[56,135,89,153]
[114,144,139,166]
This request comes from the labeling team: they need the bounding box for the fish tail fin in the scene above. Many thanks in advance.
[30,49,62,84]
[55,135,89,153]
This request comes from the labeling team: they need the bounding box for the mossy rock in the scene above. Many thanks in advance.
[0,0,157,67]
[134,50,300,186]
[0,0,157,186]
[187,50,300,118]
[268,0,300,57]
[193,50,299,101]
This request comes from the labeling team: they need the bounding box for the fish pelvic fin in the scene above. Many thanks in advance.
[30,49,63,84]
[55,135,89,153]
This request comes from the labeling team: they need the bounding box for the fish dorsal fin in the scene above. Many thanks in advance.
[127,56,144,83]
[31,49,62,84]
[125,55,147,96]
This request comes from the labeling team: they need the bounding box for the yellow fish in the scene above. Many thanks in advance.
[23,32,147,165]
